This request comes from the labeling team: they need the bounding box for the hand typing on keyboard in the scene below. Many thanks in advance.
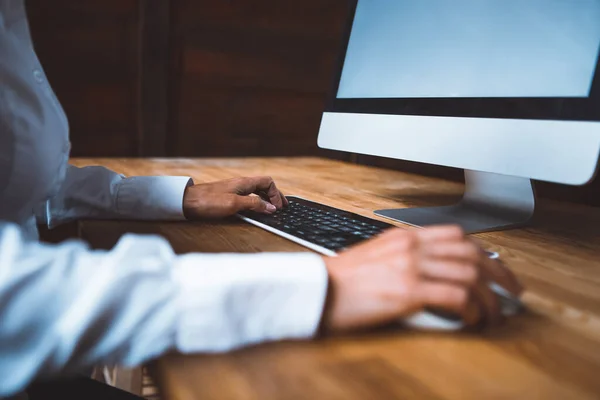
[320,225,523,332]
[183,176,287,219]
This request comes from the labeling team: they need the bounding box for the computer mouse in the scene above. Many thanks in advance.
[403,309,465,330]
[402,283,522,330]
[401,252,522,331]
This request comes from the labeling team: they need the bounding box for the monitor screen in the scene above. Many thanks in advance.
[329,0,600,121]
[338,0,600,99]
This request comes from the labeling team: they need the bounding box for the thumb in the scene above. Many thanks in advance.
[236,195,277,214]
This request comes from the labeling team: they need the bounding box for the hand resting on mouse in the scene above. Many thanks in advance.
[320,225,523,333]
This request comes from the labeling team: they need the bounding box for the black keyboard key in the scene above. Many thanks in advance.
[348,224,367,231]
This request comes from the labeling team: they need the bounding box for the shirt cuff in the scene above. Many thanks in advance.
[172,252,329,353]
[116,176,193,220]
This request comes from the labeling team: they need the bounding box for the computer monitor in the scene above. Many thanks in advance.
[317,0,600,233]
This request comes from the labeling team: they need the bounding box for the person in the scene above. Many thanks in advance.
[0,1,522,398]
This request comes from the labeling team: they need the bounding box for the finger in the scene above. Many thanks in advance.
[235,195,276,214]
[257,191,271,203]
[416,281,492,329]
[281,191,289,207]
[419,259,478,286]
[458,238,523,296]
[479,257,524,297]
[462,296,483,328]
[232,177,284,209]
[416,225,465,243]
[421,241,481,263]
[415,281,470,316]
[471,280,503,328]
[266,189,288,208]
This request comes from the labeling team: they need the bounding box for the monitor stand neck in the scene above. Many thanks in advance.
[374,170,536,234]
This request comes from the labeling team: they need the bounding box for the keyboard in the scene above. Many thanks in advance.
[238,196,396,255]
[239,196,500,259]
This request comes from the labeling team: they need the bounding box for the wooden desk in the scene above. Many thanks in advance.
[72,157,600,400]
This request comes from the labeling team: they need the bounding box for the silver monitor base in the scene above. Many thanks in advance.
[375,170,536,234]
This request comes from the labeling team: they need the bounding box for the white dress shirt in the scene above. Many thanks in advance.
[0,1,328,396]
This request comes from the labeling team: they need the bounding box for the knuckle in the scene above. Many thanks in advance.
[404,252,420,271]
[231,177,245,186]
[447,225,466,238]
[400,231,419,249]
[225,196,238,210]
[259,175,273,184]
[252,196,265,208]
[247,195,259,205]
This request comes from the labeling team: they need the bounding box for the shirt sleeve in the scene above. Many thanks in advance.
[36,165,193,229]
[0,223,328,397]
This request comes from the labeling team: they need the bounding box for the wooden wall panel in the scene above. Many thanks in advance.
[167,0,351,159]
[26,0,141,156]
[139,0,171,156]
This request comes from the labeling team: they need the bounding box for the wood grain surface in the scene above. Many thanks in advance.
[72,157,600,400]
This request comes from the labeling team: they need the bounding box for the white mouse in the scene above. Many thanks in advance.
[402,285,522,330]
[402,252,522,331]
[403,310,465,330]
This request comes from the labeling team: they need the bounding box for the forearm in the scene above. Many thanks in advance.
[36,165,192,228]
[0,223,327,396]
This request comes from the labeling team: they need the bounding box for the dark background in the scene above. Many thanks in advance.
[25,0,600,206]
